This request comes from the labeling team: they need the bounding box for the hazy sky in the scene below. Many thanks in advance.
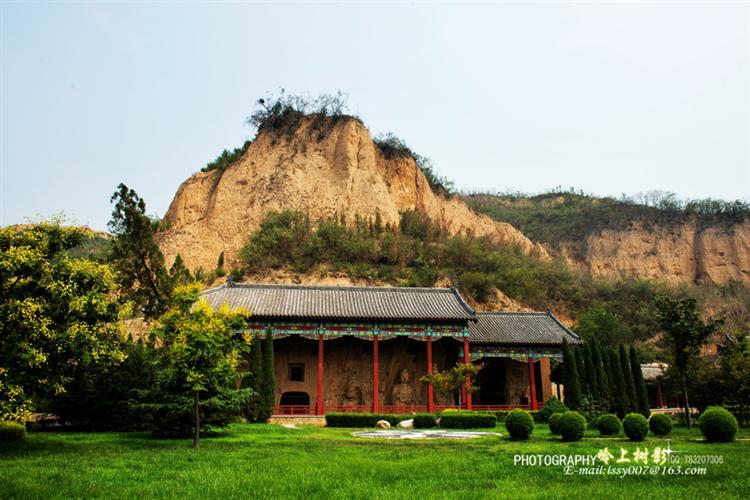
[2,1,748,230]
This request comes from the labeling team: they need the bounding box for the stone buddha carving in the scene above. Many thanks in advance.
[390,368,414,405]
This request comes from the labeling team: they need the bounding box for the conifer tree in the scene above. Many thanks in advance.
[620,344,637,412]
[575,347,588,396]
[609,349,629,418]
[561,339,581,410]
[629,347,650,417]
[258,329,275,421]
[583,343,598,398]
[245,336,263,422]
[592,341,611,404]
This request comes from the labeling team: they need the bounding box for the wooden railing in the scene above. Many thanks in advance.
[273,403,543,416]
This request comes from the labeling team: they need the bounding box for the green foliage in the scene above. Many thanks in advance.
[718,334,750,424]
[649,414,673,436]
[247,89,355,134]
[325,413,402,428]
[596,414,621,436]
[592,341,611,405]
[622,413,649,441]
[258,331,275,422]
[620,344,637,413]
[629,348,650,418]
[504,409,534,440]
[201,140,252,173]
[108,184,174,319]
[0,221,125,421]
[413,414,438,429]
[243,336,263,422]
[608,349,629,418]
[561,340,581,410]
[374,133,455,196]
[0,421,26,441]
[557,411,587,441]
[575,308,629,347]
[578,394,610,426]
[420,362,482,400]
[656,295,723,425]
[699,406,738,442]
[539,396,568,422]
[548,413,564,435]
[137,284,252,443]
[440,411,496,429]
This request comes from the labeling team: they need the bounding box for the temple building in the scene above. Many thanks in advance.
[201,282,582,415]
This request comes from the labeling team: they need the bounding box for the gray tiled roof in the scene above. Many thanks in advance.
[200,283,475,321]
[469,312,582,346]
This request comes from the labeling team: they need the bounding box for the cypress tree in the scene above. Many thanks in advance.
[620,344,637,412]
[258,329,276,421]
[575,347,588,395]
[609,349,628,418]
[562,339,581,410]
[245,336,263,421]
[629,347,650,417]
[583,343,598,399]
[592,341,611,405]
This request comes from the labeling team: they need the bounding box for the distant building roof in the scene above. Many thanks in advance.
[641,362,668,382]
[469,312,582,346]
[200,283,475,322]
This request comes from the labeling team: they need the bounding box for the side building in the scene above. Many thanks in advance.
[201,282,581,415]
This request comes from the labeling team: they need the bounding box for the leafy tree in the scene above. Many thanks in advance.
[575,308,629,347]
[169,254,192,286]
[655,295,723,427]
[0,221,125,421]
[419,363,483,400]
[719,333,750,426]
[144,284,251,446]
[109,184,173,319]
[561,339,581,410]
[620,344,637,412]
[257,329,275,422]
[629,348,650,418]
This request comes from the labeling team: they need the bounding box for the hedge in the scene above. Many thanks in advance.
[648,414,673,436]
[699,406,738,443]
[413,414,438,429]
[325,413,403,428]
[623,413,649,442]
[0,421,26,441]
[440,411,497,429]
[495,410,541,422]
[505,410,534,440]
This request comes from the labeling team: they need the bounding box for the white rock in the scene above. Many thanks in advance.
[397,419,414,429]
[376,420,391,429]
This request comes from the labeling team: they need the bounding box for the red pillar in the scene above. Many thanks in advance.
[463,337,472,411]
[657,382,665,408]
[373,335,380,413]
[426,337,434,412]
[316,334,324,415]
[528,358,537,411]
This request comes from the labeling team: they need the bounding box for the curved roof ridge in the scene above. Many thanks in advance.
[227,282,457,293]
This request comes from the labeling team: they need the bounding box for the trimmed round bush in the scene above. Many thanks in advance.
[0,421,26,442]
[538,396,568,423]
[557,411,587,442]
[649,414,673,436]
[548,412,564,435]
[597,414,621,436]
[699,406,738,443]
[623,413,649,441]
[505,409,534,440]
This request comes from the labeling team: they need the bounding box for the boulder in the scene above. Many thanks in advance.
[397,419,414,429]
[376,420,391,429]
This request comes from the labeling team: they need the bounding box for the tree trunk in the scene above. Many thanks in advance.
[193,391,200,448]
[556,383,561,401]
[680,372,691,429]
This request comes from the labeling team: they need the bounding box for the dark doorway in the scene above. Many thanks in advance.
[279,391,310,406]
[474,359,507,405]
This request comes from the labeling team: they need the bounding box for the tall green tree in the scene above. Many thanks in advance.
[655,295,723,427]
[592,341,611,405]
[575,347,588,395]
[575,307,629,347]
[561,339,581,410]
[620,344,637,412]
[583,343,598,398]
[629,347,650,418]
[108,183,174,319]
[0,221,125,421]
[244,336,263,422]
[257,329,276,421]
[146,284,252,446]
[719,334,750,426]
[609,349,629,418]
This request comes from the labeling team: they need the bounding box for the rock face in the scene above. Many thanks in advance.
[558,219,750,286]
[157,116,546,272]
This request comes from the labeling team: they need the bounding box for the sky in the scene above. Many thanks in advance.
[1,1,748,230]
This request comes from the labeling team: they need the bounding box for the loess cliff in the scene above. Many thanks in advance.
[157,116,547,272]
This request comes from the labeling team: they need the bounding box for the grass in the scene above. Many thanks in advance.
[1,424,748,499]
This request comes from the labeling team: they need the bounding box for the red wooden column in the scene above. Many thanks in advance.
[528,358,538,411]
[316,334,324,415]
[463,337,472,410]
[373,335,380,413]
[657,381,665,408]
[426,337,435,412]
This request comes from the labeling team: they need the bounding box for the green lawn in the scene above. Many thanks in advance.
[1,424,748,499]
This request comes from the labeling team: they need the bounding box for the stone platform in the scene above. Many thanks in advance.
[352,430,501,440]
[269,415,327,427]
